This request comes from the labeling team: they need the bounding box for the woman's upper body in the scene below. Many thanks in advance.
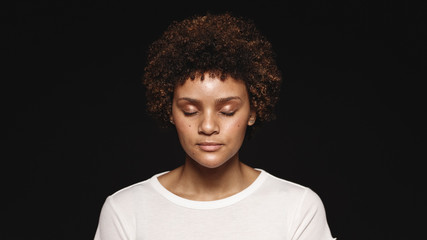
[94,169,335,240]
[94,13,336,239]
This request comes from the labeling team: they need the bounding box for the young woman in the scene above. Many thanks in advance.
[94,13,336,240]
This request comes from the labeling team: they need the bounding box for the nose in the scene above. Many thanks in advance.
[198,112,219,135]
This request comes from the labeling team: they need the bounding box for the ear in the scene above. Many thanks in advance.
[169,115,175,125]
[247,110,256,126]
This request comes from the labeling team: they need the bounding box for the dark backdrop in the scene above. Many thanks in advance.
[6,1,426,239]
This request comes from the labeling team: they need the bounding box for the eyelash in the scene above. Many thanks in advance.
[183,112,197,116]
[182,111,236,116]
[221,112,235,116]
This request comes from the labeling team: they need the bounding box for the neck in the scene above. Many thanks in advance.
[183,153,242,189]
[163,153,259,201]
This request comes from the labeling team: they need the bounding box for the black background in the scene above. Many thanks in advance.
[6,1,426,239]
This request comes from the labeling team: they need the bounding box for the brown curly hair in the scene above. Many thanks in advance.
[143,12,282,130]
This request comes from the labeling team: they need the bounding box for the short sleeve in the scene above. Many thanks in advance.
[94,196,132,240]
[289,188,336,240]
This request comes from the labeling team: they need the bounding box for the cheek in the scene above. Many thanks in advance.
[176,122,191,134]
[224,118,248,136]
[174,118,195,144]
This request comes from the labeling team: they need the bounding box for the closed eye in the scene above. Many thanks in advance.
[221,111,236,116]
[183,111,197,116]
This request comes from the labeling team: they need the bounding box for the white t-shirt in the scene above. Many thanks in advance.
[94,169,336,240]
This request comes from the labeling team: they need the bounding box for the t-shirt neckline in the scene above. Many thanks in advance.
[150,169,267,210]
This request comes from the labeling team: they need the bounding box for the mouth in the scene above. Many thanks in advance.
[197,142,224,152]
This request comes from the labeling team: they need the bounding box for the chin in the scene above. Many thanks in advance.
[189,153,236,169]
[196,160,228,169]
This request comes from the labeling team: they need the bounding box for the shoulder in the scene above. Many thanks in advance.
[95,175,162,240]
[260,171,309,197]
[259,170,325,209]
[260,171,334,239]
[105,173,164,211]
[109,180,148,201]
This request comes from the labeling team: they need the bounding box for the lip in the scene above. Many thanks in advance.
[197,142,223,152]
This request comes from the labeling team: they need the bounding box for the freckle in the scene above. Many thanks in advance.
[188,125,191,127]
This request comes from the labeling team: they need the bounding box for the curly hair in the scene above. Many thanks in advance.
[143,12,282,130]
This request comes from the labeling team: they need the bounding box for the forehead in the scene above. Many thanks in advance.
[174,75,248,99]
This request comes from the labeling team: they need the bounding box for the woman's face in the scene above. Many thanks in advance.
[171,74,255,168]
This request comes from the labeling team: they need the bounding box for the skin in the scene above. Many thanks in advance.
[158,73,260,201]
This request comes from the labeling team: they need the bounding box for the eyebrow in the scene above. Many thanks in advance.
[215,96,242,104]
[177,96,242,105]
